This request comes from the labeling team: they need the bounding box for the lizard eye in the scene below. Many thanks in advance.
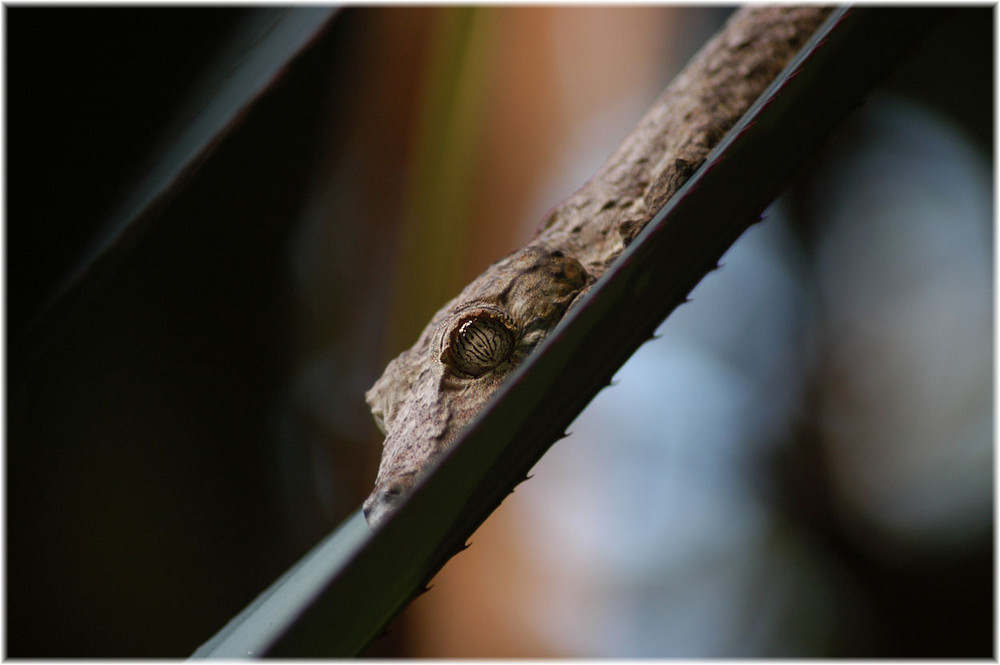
[441,308,517,377]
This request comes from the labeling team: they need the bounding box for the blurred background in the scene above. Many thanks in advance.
[6,6,992,657]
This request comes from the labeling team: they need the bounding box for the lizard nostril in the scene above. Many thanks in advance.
[364,487,398,527]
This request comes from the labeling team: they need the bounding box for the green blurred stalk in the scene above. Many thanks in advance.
[386,7,496,354]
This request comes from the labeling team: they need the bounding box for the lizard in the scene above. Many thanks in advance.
[363,5,833,527]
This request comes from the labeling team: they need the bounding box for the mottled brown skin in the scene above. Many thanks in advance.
[363,6,832,527]
[364,245,592,525]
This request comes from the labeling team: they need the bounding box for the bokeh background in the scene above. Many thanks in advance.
[6,6,992,657]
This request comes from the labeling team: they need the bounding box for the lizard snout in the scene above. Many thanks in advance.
[363,473,417,528]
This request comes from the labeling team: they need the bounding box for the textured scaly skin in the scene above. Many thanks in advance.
[364,6,832,527]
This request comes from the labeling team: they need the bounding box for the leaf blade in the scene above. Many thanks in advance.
[193,7,943,657]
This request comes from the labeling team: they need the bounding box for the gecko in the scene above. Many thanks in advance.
[362,5,832,527]
[364,245,592,525]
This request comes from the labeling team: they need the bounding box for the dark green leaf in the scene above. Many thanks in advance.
[192,7,942,658]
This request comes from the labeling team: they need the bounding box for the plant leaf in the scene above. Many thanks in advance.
[11,7,338,388]
[192,7,942,658]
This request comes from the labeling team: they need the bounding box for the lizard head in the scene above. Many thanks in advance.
[363,245,592,527]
